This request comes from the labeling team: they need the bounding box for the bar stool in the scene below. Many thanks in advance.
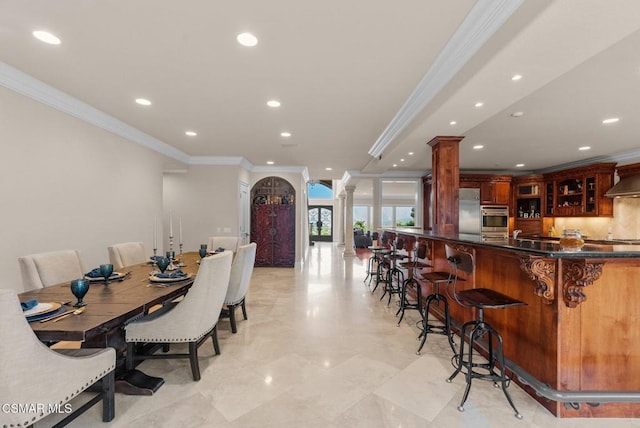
[371,233,392,294]
[445,245,527,419]
[364,245,385,286]
[364,233,383,287]
[379,238,406,306]
[415,244,459,354]
[396,241,431,326]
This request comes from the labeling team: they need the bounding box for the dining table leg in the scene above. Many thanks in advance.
[82,326,165,395]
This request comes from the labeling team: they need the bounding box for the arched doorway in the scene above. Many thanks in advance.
[250,177,296,267]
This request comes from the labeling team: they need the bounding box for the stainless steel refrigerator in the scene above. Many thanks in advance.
[459,188,481,235]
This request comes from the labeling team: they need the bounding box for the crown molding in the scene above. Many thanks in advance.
[252,165,309,175]
[536,150,640,174]
[1,61,315,177]
[0,61,191,164]
[188,156,254,170]
[368,0,524,158]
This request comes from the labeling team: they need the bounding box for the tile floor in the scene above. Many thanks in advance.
[41,242,640,427]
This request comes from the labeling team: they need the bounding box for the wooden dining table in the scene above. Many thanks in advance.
[18,252,202,395]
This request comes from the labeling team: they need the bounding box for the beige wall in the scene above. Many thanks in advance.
[162,165,243,253]
[163,168,309,266]
[0,87,314,292]
[1,87,169,291]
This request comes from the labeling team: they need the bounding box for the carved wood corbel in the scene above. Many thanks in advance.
[519,256,556,304]
[562,259,604,308]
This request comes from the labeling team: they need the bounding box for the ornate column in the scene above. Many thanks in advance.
[372,179,381,236]
[427,136,463,236]
[343,185,356,256]
[337,193,345,247]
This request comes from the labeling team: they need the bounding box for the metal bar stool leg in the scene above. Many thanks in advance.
[396,277,420,326]
[416,283,455,355]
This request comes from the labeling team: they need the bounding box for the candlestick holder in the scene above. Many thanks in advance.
[178,243,184,266]
[166,235,176,270]
[151,247,158,274]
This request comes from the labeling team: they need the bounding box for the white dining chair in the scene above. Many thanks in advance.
[125,251,233,381]
[207,236,240,253]
[18,249,87,292]
[0,289,116,426]
[107,241,148,270]
[222,242,257,333]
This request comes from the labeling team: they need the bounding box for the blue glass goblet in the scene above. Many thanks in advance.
[156,257,170,273]
[70,278,90,307]
[99,264,114,285]
[199,247,207,258]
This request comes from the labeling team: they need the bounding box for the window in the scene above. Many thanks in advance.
[307,181,332,199]
[381,180,419,227]
[353,205,372,232]
[382,206,415,227]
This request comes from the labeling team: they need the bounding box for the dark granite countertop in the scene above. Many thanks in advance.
[385,228,640,259]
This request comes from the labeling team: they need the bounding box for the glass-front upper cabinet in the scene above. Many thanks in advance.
[542,163,615,217]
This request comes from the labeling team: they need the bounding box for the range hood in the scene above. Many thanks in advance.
[605,163,640,198]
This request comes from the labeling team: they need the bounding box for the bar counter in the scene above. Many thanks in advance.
[384,228,640,418]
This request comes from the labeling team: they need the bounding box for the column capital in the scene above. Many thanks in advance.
[345,185,356,194]
[426,135,464,148]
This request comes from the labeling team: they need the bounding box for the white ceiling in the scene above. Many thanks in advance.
[2,1,640,184]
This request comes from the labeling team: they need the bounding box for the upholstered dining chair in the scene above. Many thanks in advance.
[18,249,86,292]
[222,242,257,333]
[107,241,148,270]
[125,251,233,381]
[0,289,116,427]
[207,236,240,253]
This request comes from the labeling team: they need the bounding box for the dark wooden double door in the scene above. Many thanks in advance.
[251,204,295,267]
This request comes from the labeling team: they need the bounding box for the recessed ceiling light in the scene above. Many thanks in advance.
[325,167,332,171]
[602,117,619,124]
[510,111,524,117]
[266,161,274,165]
[475,102,484,108]
[449,121,457,126]
[185,131,197,137]
[473,145,484,150]
[578,146,591,151]
[400,158,405,162]
[32,30,61,45]
[516,163,525,167]
[511,74,523,81]
[237,32,258,47]
[280,132,291,137]
[135,98,152,106]
[267,100,281,108]
[392,164,398,168]
[408,152,414,156]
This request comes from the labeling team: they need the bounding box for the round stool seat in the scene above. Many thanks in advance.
[456,288,525,309]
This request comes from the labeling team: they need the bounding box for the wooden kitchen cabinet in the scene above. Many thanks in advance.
[543,162,615,217]
[460,174,511,206]
[480,181,510,205]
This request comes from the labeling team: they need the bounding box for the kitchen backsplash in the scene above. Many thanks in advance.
[553,198,640,240]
